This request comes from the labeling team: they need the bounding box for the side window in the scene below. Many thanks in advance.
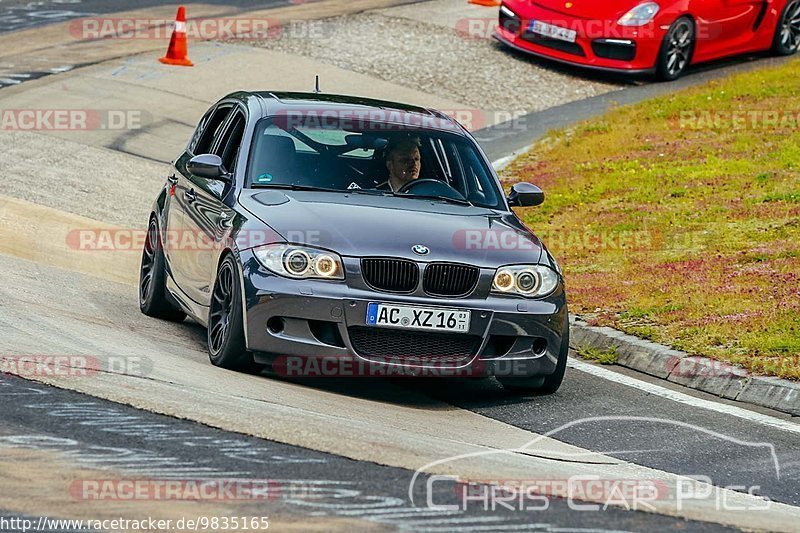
[188,109,213,154]
[261,123,316,153]
[214,111,246,173]
[195,105,233,155]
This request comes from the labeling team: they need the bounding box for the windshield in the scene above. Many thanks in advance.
[246,117,505,209]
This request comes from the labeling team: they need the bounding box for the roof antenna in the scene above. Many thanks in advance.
[314,75,321,94]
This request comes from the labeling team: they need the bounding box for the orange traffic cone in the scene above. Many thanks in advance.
[469,0,501,6]
[160,6,193,67]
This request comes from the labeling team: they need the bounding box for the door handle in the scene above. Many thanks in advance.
[167,175,178,185]
[184,189,197,203]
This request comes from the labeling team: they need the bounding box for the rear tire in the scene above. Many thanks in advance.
[139,217,186,322]
[499,326,570,396]
[772,0,800,56]
[208,254,262,373]
[656,17,695,81]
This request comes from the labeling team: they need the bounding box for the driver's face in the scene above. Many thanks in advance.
[387,147,421,187]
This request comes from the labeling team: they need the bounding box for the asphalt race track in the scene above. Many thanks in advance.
[1,373,745,532]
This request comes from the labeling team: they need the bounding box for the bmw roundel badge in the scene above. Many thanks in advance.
[412,245,430,256]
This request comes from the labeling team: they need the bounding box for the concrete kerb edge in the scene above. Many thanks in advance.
[491,145,532,172]
[569,316,800,417]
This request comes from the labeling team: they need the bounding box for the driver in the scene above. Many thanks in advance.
[378,137,421,192]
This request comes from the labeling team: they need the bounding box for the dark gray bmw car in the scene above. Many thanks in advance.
[139,91,569,394]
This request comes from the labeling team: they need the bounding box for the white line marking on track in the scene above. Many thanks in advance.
[371,511,462,520]
[568,358,800,435]
[392,516,512,526]
[414,527,630,533]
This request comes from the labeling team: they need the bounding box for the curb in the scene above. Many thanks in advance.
[570,316,800,417]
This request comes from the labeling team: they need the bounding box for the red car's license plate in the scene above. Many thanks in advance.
[530,20,577,43]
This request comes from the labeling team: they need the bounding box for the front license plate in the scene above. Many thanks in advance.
[530,20,577,43]
[366,303,471,333]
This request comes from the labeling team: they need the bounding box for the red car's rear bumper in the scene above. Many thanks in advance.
[495,1,666,74]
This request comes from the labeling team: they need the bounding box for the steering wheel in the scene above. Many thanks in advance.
[397,179,466,201]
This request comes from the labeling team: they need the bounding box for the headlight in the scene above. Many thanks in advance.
[492,265,560,298]
[253,244,344,280]
[618,2,660,26]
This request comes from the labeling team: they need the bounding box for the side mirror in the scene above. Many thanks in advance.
[187,154,232,183]
[507,182,545,208]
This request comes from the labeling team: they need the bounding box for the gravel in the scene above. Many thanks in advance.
[246,10,623,117]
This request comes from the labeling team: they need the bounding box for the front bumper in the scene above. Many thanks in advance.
[495,2,664,74]
[239,251,568,378]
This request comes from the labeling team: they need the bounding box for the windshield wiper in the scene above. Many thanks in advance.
[251,184,342,193]
[396,194,473,207]
[348,189,393,196]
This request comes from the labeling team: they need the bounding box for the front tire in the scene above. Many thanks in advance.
[208,254,261,373]
[656,17,695,81]
[139,217,186,322]
[772,0,800,56]
[499,327,569,396]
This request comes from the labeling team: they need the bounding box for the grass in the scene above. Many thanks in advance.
[502,59,800,380]
[577,346,619,365]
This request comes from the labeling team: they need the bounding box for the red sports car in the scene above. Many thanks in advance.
[494,0,800,80]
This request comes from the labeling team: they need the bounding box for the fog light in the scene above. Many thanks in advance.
[267,317,284,334]
[532,338,548,355]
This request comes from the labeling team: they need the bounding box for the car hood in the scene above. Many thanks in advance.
[238,190,543,267]
[533,0,637,19]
